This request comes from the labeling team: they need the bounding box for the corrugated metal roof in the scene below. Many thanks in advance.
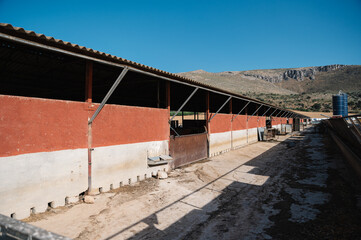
[0,23,308,118]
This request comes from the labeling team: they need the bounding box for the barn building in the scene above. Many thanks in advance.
[0,23,308,219]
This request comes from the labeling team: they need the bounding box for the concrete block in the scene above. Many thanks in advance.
[157,171,168,179]
[66,196,79,204]
[12,208,30,220]
[84,196,95,204]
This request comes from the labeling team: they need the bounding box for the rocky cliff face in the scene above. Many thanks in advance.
[242,64,344,83]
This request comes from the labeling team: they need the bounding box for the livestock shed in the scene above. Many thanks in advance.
[0,23,309,219]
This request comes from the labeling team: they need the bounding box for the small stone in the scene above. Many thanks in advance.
[66,196,79,204]
[157,171,168,179]
[84,196,95,204]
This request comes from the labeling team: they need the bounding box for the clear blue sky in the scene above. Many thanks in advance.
[1,0,361,73]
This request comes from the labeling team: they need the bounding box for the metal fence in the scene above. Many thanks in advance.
[324,114,361,178]
[324,115,361,156]
[0,214,70,240]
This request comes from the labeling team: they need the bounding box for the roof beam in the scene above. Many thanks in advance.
[0,32,284,113]
[0,32,310,119]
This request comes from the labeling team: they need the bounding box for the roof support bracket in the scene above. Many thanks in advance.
[247,104,263,121]
[279,112,287,118]
[261,106,272,117]
[208,96,232,122]
[274,111,283,118]
[170,125,180,137]
[269,108,278,117]
[170,87,199,122]
[231,101,250,122]
[88,67,129,124]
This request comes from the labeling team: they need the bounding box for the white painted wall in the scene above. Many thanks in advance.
[273,124,281,130]
[209,131,232,156]
[0,140,170,220]
[248,128,258,144]
[0,149,88,219]
[209,127,260,156]
[231,129,248,148]
[92,140,169,192]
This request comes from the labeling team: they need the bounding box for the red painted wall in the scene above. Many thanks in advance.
[92,104,169,147]
[0,95,88,157]
[278,118,286,124]
[208,113,231,134]
[247,116,259,128]
[210,114,267,133]
[271,118,279,126]
[0,95,169,157]
[258,116,266,127]
[232,115,247,130]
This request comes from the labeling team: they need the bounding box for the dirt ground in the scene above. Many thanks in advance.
[26,127,361,239]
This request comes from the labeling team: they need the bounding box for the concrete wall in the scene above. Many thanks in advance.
[208,114,262,156]
[0,94,289,219]
[208,114,231,156]
[92,141,168,192]
[0,95,89,219]
[0,95,170,219]
[0,148,87,220]
[91,104,170,192]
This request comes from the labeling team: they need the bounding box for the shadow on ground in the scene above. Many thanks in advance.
[103,128,361,240]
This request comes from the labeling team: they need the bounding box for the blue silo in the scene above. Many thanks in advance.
[332,94,344,116]
[343,93,348,117]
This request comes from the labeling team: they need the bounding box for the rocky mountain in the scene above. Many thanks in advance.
[240,64,344,83]
[178,64,361,113]
[178,64,361,94]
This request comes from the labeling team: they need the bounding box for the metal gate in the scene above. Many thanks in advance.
[293,118,301,131]
[169,133,208,168]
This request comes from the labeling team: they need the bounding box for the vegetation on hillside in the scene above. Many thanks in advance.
[247,91,361,113]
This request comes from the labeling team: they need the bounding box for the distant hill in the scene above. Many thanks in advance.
[178,65,361,113]
[178,65,361,95]
[178,70,296,95]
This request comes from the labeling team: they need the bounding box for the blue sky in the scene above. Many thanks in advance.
[1,0,361,73]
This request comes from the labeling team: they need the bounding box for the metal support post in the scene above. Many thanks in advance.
[208,96,232,122]
[170,125,180,137]
[87,67,128,193]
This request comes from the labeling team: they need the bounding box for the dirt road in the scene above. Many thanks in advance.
[28,127,361,239]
